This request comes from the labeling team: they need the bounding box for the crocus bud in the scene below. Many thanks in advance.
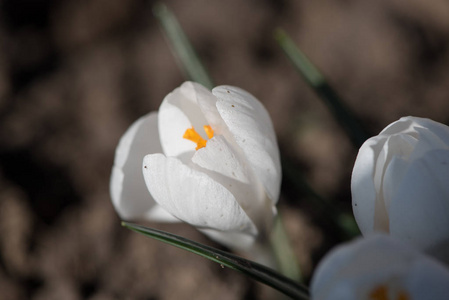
[351,116,449,263]
[311,235,449,300]
[110,81,281,252]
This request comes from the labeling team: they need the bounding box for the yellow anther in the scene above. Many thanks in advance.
[204,125,214,139]
[370,286,388,300]
[397,291,409,300]
[369,285,410,300]
[183,125,214,150]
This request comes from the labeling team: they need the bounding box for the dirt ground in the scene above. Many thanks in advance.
[1,0,449,299]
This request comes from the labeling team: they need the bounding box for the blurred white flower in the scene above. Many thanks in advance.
[311,234,449,300]
[351,116,449,262]
[110,81,281,251]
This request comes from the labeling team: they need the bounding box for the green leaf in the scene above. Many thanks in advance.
[270,214,302,282]
[122,222,309,299]
[274,28,369,148]
[153,3,214,89]
[337,212,361,238]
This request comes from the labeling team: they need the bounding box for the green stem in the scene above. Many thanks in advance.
[153,3,214,89]
[275,28,369,148]
[270,214,302,282]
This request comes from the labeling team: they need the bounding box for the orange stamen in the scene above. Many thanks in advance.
[183,125,214,150]
[370,286,388,300]
[397,292,409,300]
[369,285,410,300]
[204,125,214,139]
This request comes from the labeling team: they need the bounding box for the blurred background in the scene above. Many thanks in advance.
[1,0,449,299]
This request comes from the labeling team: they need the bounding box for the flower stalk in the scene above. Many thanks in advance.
[275,28,369,148]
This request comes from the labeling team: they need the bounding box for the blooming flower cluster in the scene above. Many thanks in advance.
[110,81,449,299]
[110,81,281,252]
[311,116,449,299]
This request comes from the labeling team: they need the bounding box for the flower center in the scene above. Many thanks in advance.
[183,125,214,150]
[369,285,409,300]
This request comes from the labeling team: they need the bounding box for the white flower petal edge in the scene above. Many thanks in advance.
[199,228,256,252]
[191,135,271,228]
[158,82,211,158]
[212,86,281,205]
[311,234,449,300]
[351,136,385,233]
[390,148,449,262]
[110,112,178,222]
[142,153,258,236]
[381,116,449,144]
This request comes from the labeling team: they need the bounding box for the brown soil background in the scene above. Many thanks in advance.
[1,0,449,299]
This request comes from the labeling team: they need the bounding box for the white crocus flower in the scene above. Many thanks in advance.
[110,81,281,252]
[351,116,449,263]
[311,235,449,300]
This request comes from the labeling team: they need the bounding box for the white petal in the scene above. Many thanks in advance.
[142,153,257,236]
[351,136,386,234]
[194,82,227,135]
[158,82,211,158]
[191,135,270,229]
[373,134,416,195]
[110,112,177,222]
[192,136,249,183]
[196,84,275,206]
[382,156,409,212]
[143,204,180,222]
[373,134,416,231]
[389,149,449,255]
[404,256,449,299]
[212,86,281,204]
[381,116,449,147]
[407,126,449,162]
[311,235,449,300]
[380,116,418,136]
[311,235,407,300]
[408,116,449,146]
[199,228,256,251]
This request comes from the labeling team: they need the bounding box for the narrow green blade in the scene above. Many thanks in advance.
[122,222,309,299]
[275,28,369,148]
[271,214,302,282]
[153,3,214,89]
